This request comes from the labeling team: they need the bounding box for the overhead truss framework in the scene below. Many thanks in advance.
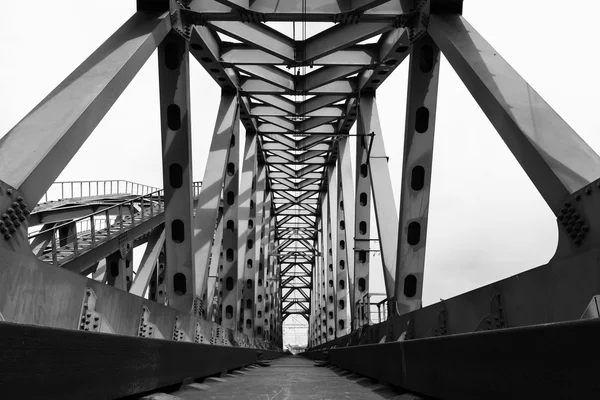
[183,0,430,322]
[3,0,600,397]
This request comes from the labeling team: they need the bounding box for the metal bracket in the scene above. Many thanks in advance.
[172,316,191,342]
[191,295,203,318]
[581,295,600,319]
[118,233,131,258]
[0,185,29,242]
[79,288,114,333]
[138,305,164,339]
[398,317,415,341]
[428,302,448,337]
[557,200,589,246]
[194,322,209,344]
[475,292,507,331]
[211,324,231,345]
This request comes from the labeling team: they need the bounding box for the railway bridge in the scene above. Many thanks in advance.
[1,0,600,399]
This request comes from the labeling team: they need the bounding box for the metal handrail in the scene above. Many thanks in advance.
[355,293,388,325]
[32,181,203,266]
[30,189,165,265]
[31,189,163,239]
[39,180,161,204]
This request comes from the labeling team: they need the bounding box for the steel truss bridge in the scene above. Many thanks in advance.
[1,0,600,399]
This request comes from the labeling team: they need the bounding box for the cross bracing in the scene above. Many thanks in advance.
[2,0,600,398]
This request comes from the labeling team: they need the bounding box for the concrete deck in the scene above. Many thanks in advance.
[168,355,417,400]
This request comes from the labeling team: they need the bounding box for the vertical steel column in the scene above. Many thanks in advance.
[158,32,194,312]
[429,14,600,257]
[239,132,259,336]
[354,110,372,328]
[326,166,337,341]
[274,255,282,347]
[394,36,441,315]
[335,137,354,336]
[320,196,329,341]
[359,94,398,298]
[265,210,275,343]
[254,166,268,338]
[106,250,133,291]
[192,92,238,315]
[206,208,224,321]
[319,218,327,344]
[313,227,321,345]
[215,231,226,324]
[311,251,316,345]
[219,116,241,330]
[130,227,165,297]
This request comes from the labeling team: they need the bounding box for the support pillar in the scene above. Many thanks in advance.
[335,137,354,336]
[130,227,166,297]
[359,94,398,298]
[158,32,194,312]
[219,115,241,330]
[239,132,259,336]
[354,112,372,328]
[191,91,239,315]
[106,249,133,291]
[254,166,268,338]
[206,208,223,321]
[393,35,440,314]
[326,166,337,341]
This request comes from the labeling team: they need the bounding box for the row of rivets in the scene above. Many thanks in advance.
[1,193,29,240]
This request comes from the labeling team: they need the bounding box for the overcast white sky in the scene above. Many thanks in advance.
[2,1,600,345]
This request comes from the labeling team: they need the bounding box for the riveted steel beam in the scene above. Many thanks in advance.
[394,36,440,315]
[0,11,170,208]
[236,65,295,91]
[206,206,224,321]
[354,111,372,328]
[303,22,393,62]
[129,227,165,297]
[326,165,337,341]
[300,66,365,92]
[429,14,600,214]
[219,110,241,330]
[335,137,354,336]
[159,32,195,312]
[239,131,258,336]
[206,21,295,62]
[192,92,238,313]
[254,165,268,338]
[183,0,410,22]
[221,45,378,66]
[358,94,397,298]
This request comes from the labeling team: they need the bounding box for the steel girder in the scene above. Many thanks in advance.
[158,31,196,312]
[393,35,440,315]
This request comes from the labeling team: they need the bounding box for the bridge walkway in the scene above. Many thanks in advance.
[162,356,415,400]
